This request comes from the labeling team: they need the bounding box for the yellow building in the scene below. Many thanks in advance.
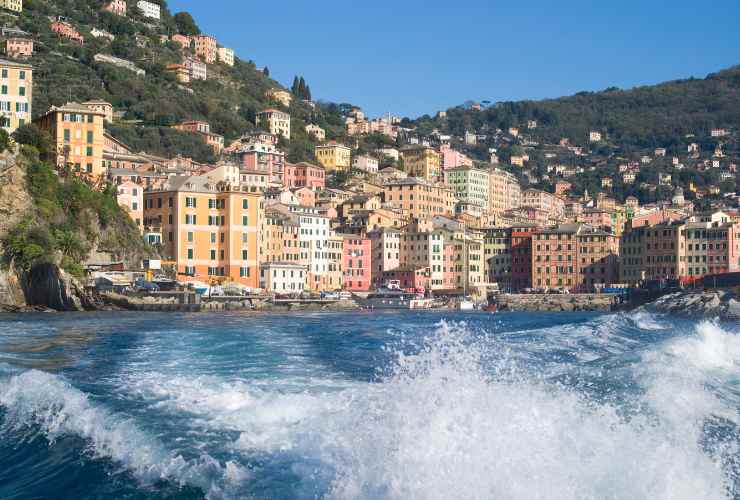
[400,145,441,180]
[0,0,22,12]
[383,177,456,221]
[315,142,351,172]
[143,172,263,289]
[0,58,31,134]
[33,102,105,178]
[257,108,290,139]
[265,88,292,107]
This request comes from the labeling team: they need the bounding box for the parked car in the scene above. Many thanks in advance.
[320,291,340,300]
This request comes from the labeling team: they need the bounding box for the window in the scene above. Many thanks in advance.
[210,249,216,260]
[87,114,94,123]
[1,69,6,78]
[242,199,248,209]
[187,232,194,242]
[86,164,92,173]
[241,250,248,260]
[19,87,24,97]
[86,147,93,156]
[19,70,25,80]
[87,131,93,143]
[185,197,196,208]
[185,214,196,224]
[242,216,249,226]
[187,249,194,259]
[64,129,70,141]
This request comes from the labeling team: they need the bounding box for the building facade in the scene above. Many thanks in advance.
[257,109,290,139]
[0,58,31,134]
[315,143,351,172]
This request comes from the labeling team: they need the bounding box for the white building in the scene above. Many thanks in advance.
[217,47,234,66]
[259,262,307,294]
[352,154,379,173]
[184,57,207,81]
[304,123,325,142]
[589,131,602,142]
[136,0,160,19]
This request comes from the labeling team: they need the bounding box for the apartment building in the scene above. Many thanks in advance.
[257,109,290,139]
[368,227,400,286]
[116,181,143,232]
[511,224,536,291]
[259,262,307,294]
[283,162,325,190]
[142,170,263,288]
[217,46,234,66]
[484,227,512,291]
[532,224,619,292]
[50,21,84,44]
[193,35,217,64]
[400,227,445,289]
[521,188,565,221]
[33,102,105,177]
[164,63,189,83]
[184,57,207,80]
[315,142,351,172]
[82,100,113,123]
[0,58,30,133]
[400,145,441,180]
[3,38,32,59]
[239,141,285,184]
[0,0,22,12]
[444,166,490,212]
[136,0,160,19]
[173,120,224,154]
[440,144,473,170]
[304,123,325,142]
[265,88,292,107]
[352,154,379,173]
[104,0,126,16]
[488,167,521,216]
[383,177,456,221]
[341,235,372,291]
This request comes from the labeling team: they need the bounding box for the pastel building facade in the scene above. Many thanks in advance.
[342,235,371,291]
[217,47,234,66]
[193,35,217,64]
[315,143,351,172]
[0,58,31,133]
[257,109,290,139]
[444,166,490,212]
[136,0,160,19]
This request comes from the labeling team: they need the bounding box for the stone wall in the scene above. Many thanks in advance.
[496,293,619,312]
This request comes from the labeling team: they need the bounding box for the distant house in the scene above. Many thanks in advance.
[184,57,206,81]
[711,128,729,138]
[304,123,325,142]
[83,100,114,123]
[93,53,145,75]
[265,88,292,107]
[589,131,602,142]
[172,120,224,154]
[136,0,160,19]
[50,21,84,44]
[192,34,217,64]
[104,0,126,16]
[165,63,189,83]
[3,37,32,59]
[0,0,22,13]
[170,33,190,49]
[217,47,234,66]
[90,27,114,41]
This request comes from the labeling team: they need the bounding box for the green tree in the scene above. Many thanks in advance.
[173,12,200,35]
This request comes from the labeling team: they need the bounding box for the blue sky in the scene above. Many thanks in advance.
[167,0,740,119]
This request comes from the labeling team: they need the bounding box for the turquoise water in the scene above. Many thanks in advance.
[0,310,738,499]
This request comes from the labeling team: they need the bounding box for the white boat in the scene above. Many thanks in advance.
[459,299,475,311]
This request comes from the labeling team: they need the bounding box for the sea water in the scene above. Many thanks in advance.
[0,310,738,499]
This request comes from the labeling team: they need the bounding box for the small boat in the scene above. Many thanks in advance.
[459,299,475,311]
[355,281,424,310]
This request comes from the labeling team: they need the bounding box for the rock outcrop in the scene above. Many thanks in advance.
[496,293,619,312]
[648,290,740,320]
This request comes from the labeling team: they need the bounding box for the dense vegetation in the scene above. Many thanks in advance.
[1,146,150,277]
[414,67,740,152]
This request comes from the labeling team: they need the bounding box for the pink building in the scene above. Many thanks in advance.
[292,187,316,207]
[4,38,33,59]
[193,35,217,64]
[631,208,685,228]
[343,235,372,291]
[578,209,613,233]
[442,241,456,289]
[50,21,85,44]
[116,181,143,232]
[381,266,430,292]
[284,162,326,190]
[104,0,127,16]
[171,34,190,48]
[440,144,472,170]
[240,142,285,184]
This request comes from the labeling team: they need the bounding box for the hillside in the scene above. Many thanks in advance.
[19,0,349,163]
[414,66,740,152]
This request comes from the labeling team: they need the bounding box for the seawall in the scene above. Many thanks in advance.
[496,293,622,312]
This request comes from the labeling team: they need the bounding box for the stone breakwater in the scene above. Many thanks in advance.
[496,293,621,312]
[648,290,740,320]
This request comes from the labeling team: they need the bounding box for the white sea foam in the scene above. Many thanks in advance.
[0,370,250,498]
[121,320,737,500]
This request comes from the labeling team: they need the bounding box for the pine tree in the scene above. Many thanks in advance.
[305,84,312,101]
[291,76,299,95]
[263,66,270,77]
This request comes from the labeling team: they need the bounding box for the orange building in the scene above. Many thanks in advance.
[383,177,456,221]
[400,145,441,180]
[172,120,223,153]
[33,102,106,178]
[143,173,263,288]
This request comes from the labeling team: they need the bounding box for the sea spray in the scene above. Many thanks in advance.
[0,370,250,498]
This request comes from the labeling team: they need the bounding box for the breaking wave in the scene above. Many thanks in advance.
[0,370,250,498]
[119,318,739,499]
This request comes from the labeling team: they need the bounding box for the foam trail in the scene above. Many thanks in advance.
[121,321,736,500]
[0,370,249,498]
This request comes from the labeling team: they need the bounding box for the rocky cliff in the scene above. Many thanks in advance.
[0,147,153,311]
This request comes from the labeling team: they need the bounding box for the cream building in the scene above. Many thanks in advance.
[257,108,291,139]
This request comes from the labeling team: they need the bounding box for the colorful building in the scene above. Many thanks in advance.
[3,38,32,59]
[488,167,521,216]
[315,142,351,172]
[217,47,234,66]
[257,109,291,139]
[50,21,84,44]
[342,234,371,291]
[444,166,490,213]
[239,141,285,185]
[0,58,31,134]
[259,262,307,294]
[104,0,126,16]
[383,177,456,221]
[172,120,224,154]
[283,162,325,190]
[400,145,441,180]
[368,227,400,286]
[142,172,263,288]
[136,0,160,19]
[33,102,105,178]
[116,181,143,232]
[193,35,217,64]
[0,0,22,12]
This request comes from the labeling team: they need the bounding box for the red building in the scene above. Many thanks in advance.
[511,224,536,291]
[381,266,430,292]
[284,162,326,190]
[342,235,372,291]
